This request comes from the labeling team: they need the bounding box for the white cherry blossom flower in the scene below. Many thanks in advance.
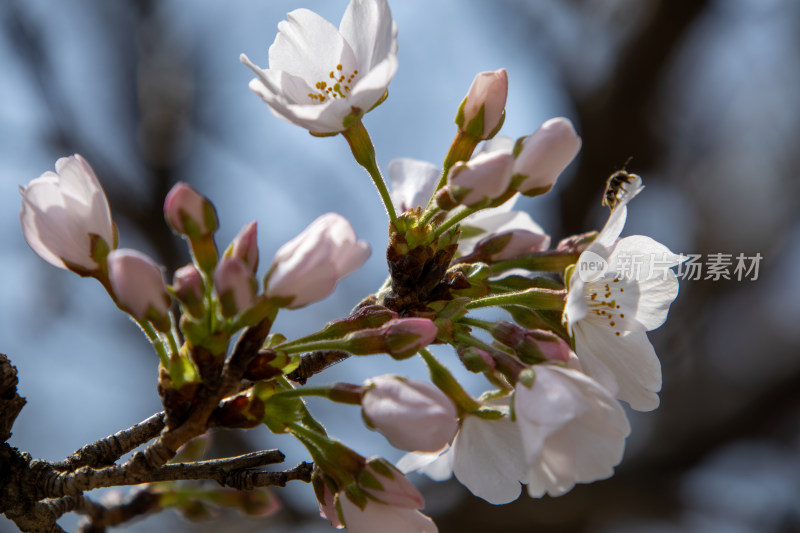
[563,178,684,411]
[398,404,528,505]
[20,154,115,272]
[241,0,398,134]
[514,365,630,497]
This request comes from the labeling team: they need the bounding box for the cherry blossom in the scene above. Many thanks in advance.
[241,0,398,134]
[563,177,684,411]
[514,365,630,497]
[19,154,114,272]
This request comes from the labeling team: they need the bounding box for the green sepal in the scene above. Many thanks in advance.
[471,407,505,420]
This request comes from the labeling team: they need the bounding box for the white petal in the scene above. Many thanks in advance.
[20,191,67,269]
[398,447,455,482]
[452,416,526,505]
[268,9,357,84]
[525,425,578,497]
[281,98,355,133]
[563,274,588,325]
[340,498,437,533]
[346,54,398,108]
[575,322,661,411]
[339,0,397,71]
[388,158,441,212]
[607,235,682,330]
[590,205,627,252]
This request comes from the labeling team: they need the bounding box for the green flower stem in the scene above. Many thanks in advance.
[276,338,346,355]
[136,318,170,367]
[458,316,494,331]
[465,288,566,312]
[274,323,350,351]
[429,206,479,243]
[166,315,181,358]
[427,130,481,208]
[341,120,399,229]
[286,422,356,486]
[491,252,580,275]
[419,348,480,413]
[418,204,446,227]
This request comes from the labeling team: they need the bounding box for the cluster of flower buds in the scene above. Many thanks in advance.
[17,0,685,530]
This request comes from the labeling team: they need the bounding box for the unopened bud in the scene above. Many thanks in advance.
[458,345,495,372]
[164,182,219,239]
[346,318,438,360]
[491,322,570,364]
[361,375,458,452]
[445,150,514,207]
[513,117,581,196]
[107,249,171,331]
[214,257,257,318]
[224,221,259,275]
[172,264,204,318]
[265,213,370,309]
[455,69,508,140]
[359,458,425,509]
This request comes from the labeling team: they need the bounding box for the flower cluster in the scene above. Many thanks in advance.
[17,0,684,531]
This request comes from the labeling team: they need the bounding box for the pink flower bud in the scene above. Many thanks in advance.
[383,318,438,359]
[445,150,514,207]
[359,458,426,509]
[214,257,257,317]
[529,330,571,364]
[20,154,115,272]
[224,221,259,275]
[458,346,496,372]
[172,264,204,318]
[265,213,370,309]
[491,323,571,365]
[457,69,508,140]
[107,249,171,331]
[362,376,458,452]
[514,117,581,196]
[164,182,218,238]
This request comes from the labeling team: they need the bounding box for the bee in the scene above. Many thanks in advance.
[602,159,642,210]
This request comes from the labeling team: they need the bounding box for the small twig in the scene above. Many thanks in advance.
[75,489,162,533]
[140,449,286,484]
[52,412,167,472]
[222,461,315,490]
[31,448,286,499]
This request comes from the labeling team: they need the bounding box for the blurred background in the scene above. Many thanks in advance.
[2,0,799,531]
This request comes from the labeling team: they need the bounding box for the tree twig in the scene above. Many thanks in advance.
[51,412,167,472]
